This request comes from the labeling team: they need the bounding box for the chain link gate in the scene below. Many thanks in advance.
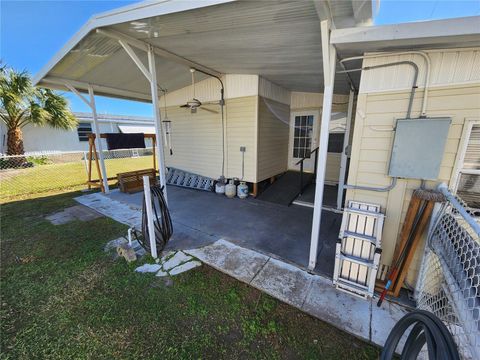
[415,184,480,359]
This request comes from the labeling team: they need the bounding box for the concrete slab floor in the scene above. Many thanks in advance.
[82,185,342,277]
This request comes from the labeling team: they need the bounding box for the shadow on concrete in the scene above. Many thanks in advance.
[106,185,341,277]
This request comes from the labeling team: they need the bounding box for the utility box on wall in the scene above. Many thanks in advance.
[388,118,451,180]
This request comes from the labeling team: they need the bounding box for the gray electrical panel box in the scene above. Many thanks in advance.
[388,118,451,180]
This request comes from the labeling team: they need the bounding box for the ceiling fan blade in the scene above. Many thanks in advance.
[180,104,189,108]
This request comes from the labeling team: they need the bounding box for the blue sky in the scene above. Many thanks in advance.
[1,0,479,117]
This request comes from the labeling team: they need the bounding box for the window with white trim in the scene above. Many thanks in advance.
[454,121,480,210]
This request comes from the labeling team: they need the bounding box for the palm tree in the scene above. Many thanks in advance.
[0,66,77,156]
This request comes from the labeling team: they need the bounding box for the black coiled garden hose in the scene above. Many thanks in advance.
[135,185,173,253]
[381,310,460,360]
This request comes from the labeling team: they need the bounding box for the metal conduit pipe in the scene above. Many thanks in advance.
[365,61,418,118]
[344,176,397,192]
[340,60,419,119]
[342,60,419,193]
[340,50,431,117]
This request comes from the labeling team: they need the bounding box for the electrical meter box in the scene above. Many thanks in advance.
[388,118,451,180]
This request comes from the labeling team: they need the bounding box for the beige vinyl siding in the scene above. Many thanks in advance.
[161,96,258,182]
[346,83,480,286]
[257,97,290,182]
[359,48,480,94]
[162,105,223,179]
[225,96,257,182]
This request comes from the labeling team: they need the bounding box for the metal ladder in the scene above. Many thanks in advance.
[166,167,215,192]
[333,201,385,299]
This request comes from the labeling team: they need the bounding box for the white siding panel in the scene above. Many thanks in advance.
[257,97,290,181]
[291,91,349,110]
[161,74,259,107]
[162,105,223,179]
[161,96,263,183]
[225,96,257,182]
[360,48,480,94]
[258,77,291,105]
[225,75,259,99]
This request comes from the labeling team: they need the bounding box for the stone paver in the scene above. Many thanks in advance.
[155,269,169,277]
[169,260,202,275]
[46,205,103,225]
[250,257,314,308]
[162,251,193,270]
[185,239,269,283]
[135,264,162,273]
[75,193,141,228]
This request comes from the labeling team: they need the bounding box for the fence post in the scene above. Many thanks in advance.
[82,151,89,178]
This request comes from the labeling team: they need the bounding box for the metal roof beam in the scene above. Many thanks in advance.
[96,28,223,78]
[41,77,152,102]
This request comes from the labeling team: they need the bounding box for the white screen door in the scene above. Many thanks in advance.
[288,111,319,172]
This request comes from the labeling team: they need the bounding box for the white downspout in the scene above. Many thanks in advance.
[336,89,354,210]
[308,20,337,271]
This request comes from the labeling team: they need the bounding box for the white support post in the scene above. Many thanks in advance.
[308,20,337,271]
[336,89,354,210]
[143,175,158,259]
[118,40,152,83]
[119,38,169,203]
[88,86,110,194]
[147,46,168,203]
[64,81,109,193]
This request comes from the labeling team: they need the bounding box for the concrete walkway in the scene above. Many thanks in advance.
[185,239,408,348]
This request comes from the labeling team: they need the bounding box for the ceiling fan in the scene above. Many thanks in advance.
[180,68,219,114]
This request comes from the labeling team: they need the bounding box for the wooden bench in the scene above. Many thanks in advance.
[117,168,158,193]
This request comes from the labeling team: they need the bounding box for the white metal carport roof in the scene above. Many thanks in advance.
[33,0,372,99]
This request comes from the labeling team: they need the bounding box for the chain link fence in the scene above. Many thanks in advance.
[415,185,480,359]
[0,148,154,202]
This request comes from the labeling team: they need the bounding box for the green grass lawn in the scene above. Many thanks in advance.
[0,156,154,202]
[0,191,380,359]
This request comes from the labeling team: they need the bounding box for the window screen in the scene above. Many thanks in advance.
[328,133,345,153]
[293,115,313,158]
[77,122,92,142]
[457,124,480,209]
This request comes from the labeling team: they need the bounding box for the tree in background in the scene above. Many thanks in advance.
[0,66,77,156]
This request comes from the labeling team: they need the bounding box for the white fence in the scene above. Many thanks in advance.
[0,148,154,201]
[415,185,480,359]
